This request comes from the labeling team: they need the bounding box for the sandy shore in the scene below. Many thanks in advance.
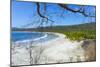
[11,32,95,66]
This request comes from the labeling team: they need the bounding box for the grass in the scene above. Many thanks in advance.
[62,30,96,41]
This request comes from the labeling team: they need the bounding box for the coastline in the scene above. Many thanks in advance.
[11,32,95,66]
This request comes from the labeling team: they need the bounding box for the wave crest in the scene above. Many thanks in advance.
[13,33,48,44]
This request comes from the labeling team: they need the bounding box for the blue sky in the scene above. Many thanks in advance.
[12,0,96,28]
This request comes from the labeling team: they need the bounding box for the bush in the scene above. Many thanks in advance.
[62,30,95,41]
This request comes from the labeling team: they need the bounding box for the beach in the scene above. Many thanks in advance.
[11,32,95,66]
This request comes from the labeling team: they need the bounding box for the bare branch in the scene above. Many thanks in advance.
[36,3,54,22]
[58,4,95,17]
[58,4,82,12]
[43,3,47,12]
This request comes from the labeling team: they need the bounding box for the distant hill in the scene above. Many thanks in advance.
[12,22,96,32]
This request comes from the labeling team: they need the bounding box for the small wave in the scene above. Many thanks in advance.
[33,33,47,41]
[14,33,48,44]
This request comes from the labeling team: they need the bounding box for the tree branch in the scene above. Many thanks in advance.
[36,3,54,22]
[58,4,95,17]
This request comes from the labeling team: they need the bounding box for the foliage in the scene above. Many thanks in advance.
[62,30,96,41]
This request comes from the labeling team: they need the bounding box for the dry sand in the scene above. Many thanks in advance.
[11,32,96,66]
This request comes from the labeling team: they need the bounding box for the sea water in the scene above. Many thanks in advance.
[11,31,58,43]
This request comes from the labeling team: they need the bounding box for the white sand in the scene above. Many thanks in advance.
[11,32,86,66]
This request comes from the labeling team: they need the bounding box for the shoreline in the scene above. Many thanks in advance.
[12,32,65,46]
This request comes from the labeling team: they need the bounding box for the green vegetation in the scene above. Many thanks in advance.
[62,30,96,41]
[12,22,96,41]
